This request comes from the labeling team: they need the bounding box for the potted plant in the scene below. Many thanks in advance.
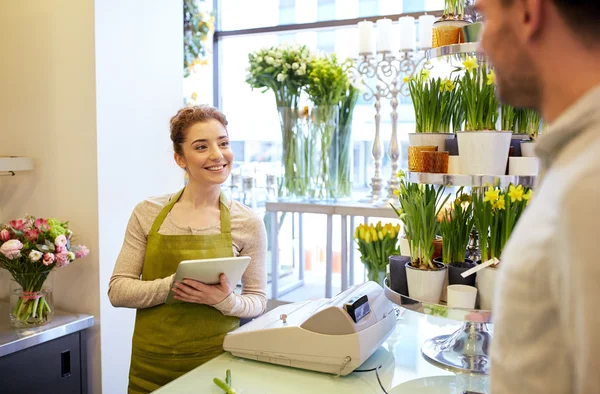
[456,57,510,175]
[438,188,476,287]
[355,221,400,286]
[433,0,470,48]
[0,216,90,327]
[408,71,462,154]
[519,109,542,157]
[392,171,451,303]
[472,184,532,309]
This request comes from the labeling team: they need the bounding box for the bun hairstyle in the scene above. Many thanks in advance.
[169,105,228,156]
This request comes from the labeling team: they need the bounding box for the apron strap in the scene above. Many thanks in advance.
[149,188,232,235]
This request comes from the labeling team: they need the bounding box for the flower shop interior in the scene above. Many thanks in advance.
[0,1,559,393]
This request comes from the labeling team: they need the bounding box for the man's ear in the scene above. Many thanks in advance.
[519,0,543,43]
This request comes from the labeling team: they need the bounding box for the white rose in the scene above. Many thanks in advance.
[274,59,282,66]
[257,56,263,63]
[274,51,283,59]
[276,73,287,82]
[292,62,299,70]
[296,69,305,76]
[265,56,274,65]
[29,250,43,262]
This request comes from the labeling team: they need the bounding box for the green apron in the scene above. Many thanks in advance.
[128,189,240,394]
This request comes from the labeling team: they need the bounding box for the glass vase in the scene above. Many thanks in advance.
[9,271,54,328]
[277,107,307,200]
[307,105,339,201]
[366,267,387,287]
[337,122,353,199]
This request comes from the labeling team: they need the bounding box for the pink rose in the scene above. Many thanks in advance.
[24,229,40,242]
[42,253,55,266]
[55,245,67,253]
[8,219,27,231]
[54,234,68,248]
[55,252,70,268]
[0,239,23,260]
[34,218,49,231]
[0,229,10,242]
[73,245,90,258]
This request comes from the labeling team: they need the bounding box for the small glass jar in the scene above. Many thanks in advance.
[408,146,438,172]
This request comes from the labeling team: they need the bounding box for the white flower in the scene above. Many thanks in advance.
[265,56,274,65]
[276,73,287,82]
[268,50,275,57]
[292,62,299,70]
[257,56,263,63]
[29,250,43,262]
[296,69,305,76]
[274,50,283,59]
[67,252,75,261]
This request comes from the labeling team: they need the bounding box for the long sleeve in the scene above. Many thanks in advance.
[212,205,268,318]
[555,173,600,394]
[108,202,174,309]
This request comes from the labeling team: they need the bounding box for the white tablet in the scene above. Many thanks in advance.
[165,256,251,304]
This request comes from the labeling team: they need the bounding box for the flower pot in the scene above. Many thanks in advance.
[448,259,476,287]
[447,155,461,174]
[510,133,529,157]
[432,19,470,48]
[389,255,410,297]
[462,22,482,43]
[456,131,512,175]
[405,261,447,304]
[520,140,537,157]
[508,157,539,176]
[9,273,54,328]
[408,133,453,152]
[433,257,449,303]
[476,265,499,310]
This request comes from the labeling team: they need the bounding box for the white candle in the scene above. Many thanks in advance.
[398,16,416,51]
[376,18,393,53]
[418,15,435,49]
[358,20,376,54]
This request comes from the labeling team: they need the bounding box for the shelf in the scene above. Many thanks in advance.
[0,157,34,175]
[408,172,536,188]
[425,42,479,60]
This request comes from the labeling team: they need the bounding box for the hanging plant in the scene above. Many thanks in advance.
[184,0,215,78]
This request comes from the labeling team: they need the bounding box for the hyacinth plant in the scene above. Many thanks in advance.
[0,216,89,326]
[391,171,450,270]
[408,70,462,133]
[457,56,499,131]
[246,44,312,198]
[305,53,350,199]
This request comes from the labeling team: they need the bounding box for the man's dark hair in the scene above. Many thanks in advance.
[502,0,600,37]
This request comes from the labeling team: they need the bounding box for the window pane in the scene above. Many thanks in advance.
[219,0,442,31]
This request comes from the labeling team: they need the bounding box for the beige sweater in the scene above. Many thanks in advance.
[108,193,267,318]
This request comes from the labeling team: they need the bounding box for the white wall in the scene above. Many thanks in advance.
[95,0,184,392]
[0,1,101,392]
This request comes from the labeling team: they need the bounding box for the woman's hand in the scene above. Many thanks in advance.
[172,274,232,305]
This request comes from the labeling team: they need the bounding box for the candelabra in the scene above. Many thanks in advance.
[351,49,432,204]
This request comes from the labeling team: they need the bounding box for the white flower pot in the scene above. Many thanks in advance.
[405,262,447,304]
[456,131,512,175]
[447,155,461,174]
[409,133,453,152]
[520,141,537,157]
[508,157,539,176]
[476,266,499,310]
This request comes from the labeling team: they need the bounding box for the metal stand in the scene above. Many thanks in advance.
[422,321,492,375]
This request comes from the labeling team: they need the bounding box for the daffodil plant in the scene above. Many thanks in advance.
[355,221,401,283]
[408,70,462,133]
[502,105,542,137]
[472,183,532,263]
[391,171,450,270]
[439,188,474,264]
[457,56,499,131]
[444,0,466,18]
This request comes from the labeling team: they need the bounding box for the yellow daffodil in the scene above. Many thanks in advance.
[397,169,406,179]
[487,70,496,86]
[420,69,430,80]
[393,189,400,196]
[190,92,198,101]
[495,195,506,210]
[403,76,410,83]
[484,188,500,203]
[441,78,454,92]
[523,189,533,202]
[463,56,479,73]
[508,184,524,202]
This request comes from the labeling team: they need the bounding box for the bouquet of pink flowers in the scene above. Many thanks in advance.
[0,216,89,327]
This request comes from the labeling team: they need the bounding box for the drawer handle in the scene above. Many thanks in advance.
[61,350,71,377]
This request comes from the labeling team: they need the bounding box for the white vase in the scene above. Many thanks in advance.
[520,141,537,157]
[447,155,461,174]
[456,131,512,175]
[408,133,453,152]
[476,266,499,310]
[405,262,447,304]
[508,157,539,176]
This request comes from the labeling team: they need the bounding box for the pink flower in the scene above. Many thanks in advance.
[55,252,70,268]
[42,253,55,266]
[8,219,27,231]
[0,229,10,242]
[24,229,40,242]
[73,245,90,259]
[55,245,67,253]
[0,239,23,260]
[34,218,49,231]
[54,234,68,248]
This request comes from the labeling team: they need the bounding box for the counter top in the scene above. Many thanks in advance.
[0,302,94,357]
[155,309,491,394]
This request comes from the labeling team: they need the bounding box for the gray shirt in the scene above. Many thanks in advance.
[491,85,600,393]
